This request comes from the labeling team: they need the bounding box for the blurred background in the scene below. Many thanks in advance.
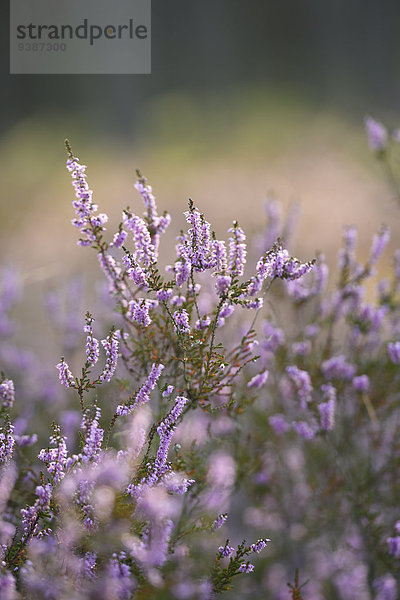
[1,0,400,345]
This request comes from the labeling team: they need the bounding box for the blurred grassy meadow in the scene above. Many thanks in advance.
[1,87,399,355]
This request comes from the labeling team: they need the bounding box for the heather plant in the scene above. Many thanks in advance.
[0,124,400,600]
[0,141,315,599]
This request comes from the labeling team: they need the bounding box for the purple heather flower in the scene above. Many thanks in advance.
[247,370,269,388]
[21,483,53,537]
[128,299,153,328]
[56,358,75,388]
[66,150,108,245]
[286,365,312,408]
[195,316,212,330]
[111,228,128,248]
[0,421,15,464]
[218,543,235,557]
[122,252,148,287]
[352,375,370,393]
[123,212,156,267]
[173,309,190,334]
[250,538,271,553]
[183,207,214,271]
[212,513,228,530]
[99,331,119,383]
[156,288,173,302]
[135,175,171,251]
[0,379,14,410]
[238,563,255,573]
[116,363,164,416]
[81,406,103,463]
[84,314,100,367]
[213,240,228,272]
[228,221,247,277]
[162,385,174,398]
[254,240,315,284]
[387,341,400,364]
[174,258,192,288]
[365,115,388,152]
[38,424,68,484]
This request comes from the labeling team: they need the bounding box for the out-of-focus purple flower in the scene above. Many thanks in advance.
[365,116,388,152]
[0,571,18,599]
[352,375,370,393]
[374,574,397,600]
[97,253,122,293]
[216,275,232,296]
[286,365,312,408]
[262,320,285,353]
[99,330,119,383]
[293,421,317,440]
[247,370,269,389]
[56,358,75,388]
[195,316,212,330]
[0,380,14,410]
[368,227,390,268]
[387,536,400,557]
[304,324,320,339]
[212,513,227,530]
[388,341,400,364]
[318,384,336,431]
[321,355,356,381]
[123,211,156,267]
[291,340,312,357]
[173,309,190,334]
[286,259,328,301]
[269,414,290,434]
